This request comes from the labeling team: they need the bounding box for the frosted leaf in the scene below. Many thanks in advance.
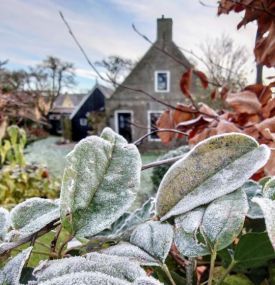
[38,271,131,285]
[84,252,146,281]
[0,246,32,285]
[263,177,275,200]
[101,197,155,237]
[174,207,210,257]
[252,197,275,250]
[8,198,59,241]
[0,207,10,241]
[201,188,248,250]
[60,127,142,238]
[156,133,270,220]
[134,277,163,285]
[130,221,173,263]
[175,189,248,257]
[34,253,145,283]
[101,242,160,266]
[242,180,263,219]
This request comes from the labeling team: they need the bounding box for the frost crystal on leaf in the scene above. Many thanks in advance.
[8,198,59,241]
[252,197,275,250]
[37,271,132,285]
[130,221,173,263]
[242,180,263,219]
[0,207,10,241]
[263,177,275,200]
[101,242,160,266]
[156,133,270,220]
[175,189,248,257]
[34,253,146,283]
[60,127,142,238]
[0,246,32,285]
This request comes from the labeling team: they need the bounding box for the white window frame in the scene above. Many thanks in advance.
[114,110,134,135]
[154,70,170,93]
[147,111,162,141]
[79,118,88,126]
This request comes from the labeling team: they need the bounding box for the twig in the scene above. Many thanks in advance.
[50,225,62,259]
[142,154,185,170]
[133,129,187,146]
[57,234,73,258]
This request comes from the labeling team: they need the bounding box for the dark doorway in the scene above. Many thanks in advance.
[116,112,132,142]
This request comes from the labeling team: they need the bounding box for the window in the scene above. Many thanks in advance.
[79,118,88,126]
[155,71,170,92]
[148,111,162,141]
[49,114,60,120]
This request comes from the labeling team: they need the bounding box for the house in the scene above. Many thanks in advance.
[48,84,112,141]
[106,16,198,149]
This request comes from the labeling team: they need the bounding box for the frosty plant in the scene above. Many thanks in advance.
[0,127,274,285]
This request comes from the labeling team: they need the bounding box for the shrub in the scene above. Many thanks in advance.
[0,128,274,284]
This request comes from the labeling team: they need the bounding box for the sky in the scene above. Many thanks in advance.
[0,0,270,92]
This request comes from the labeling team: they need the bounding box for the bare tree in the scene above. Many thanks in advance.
[201,34,250,90]
[95,55,135,86]
[30,56,76,108]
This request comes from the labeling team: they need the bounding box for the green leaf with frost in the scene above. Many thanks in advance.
[241,181,263,219]
[60,127,142,238]
[263,177,275,200]
[0,247,32,285]
[156,133,270,220]
[175,189,248,257]
[8,198,59,241]
[100,197,155,238]
[0,208,10,241]
[130,221,173,263]
[134,277,163,284]
[252,197,275,250]
[34,253,145,283]
[37,271,132,285]
[101,242,160,266]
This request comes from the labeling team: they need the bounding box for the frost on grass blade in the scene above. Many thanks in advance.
[34,253,145,283]
[242,180,263,219]
[175,189,248,257]
[8,198,59,241]
[39,271,132,285]
[156,133,270,220]
[101,242,160,266]
[60,127,142,238]
[130,221,173,263]
[0,246,32,285]
[252,197,275,250]
[0,207,10,241]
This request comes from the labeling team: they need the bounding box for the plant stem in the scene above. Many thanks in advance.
[57,234,73,258]
[208,249,217,285]
[162,264,176,285]
[186,257,196,285]
[216,260,236,285]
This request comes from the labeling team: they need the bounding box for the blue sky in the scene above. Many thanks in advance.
[0,0,266,92]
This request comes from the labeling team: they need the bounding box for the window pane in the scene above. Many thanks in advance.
[157,72,168,91]
[149,112,161,140]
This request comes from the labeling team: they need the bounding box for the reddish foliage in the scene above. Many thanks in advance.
[180,69,193,98]
[218,0,275,67]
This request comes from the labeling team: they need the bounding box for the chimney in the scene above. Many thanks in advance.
[157,15,173,42]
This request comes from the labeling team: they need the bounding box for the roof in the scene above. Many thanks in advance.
[69,84,114,119]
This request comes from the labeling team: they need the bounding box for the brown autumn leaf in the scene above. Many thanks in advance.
[216,120,242,134]
[156,110,175,144]
[255,117,275,139]
[173,104,194,125]
[262,98,275,118]
[189,127,217,145]
[244,84,272,106]
[194,70,208,89]
[199,103,218,122]
[210,89,218,100]
[255,20,275,67]
[180,69,192,98]
[225,90,262,114]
